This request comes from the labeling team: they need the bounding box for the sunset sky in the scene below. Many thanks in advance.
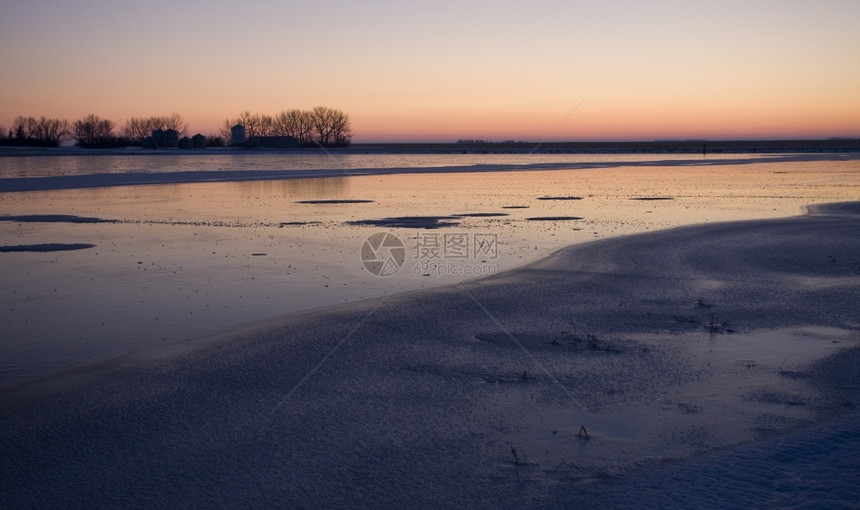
[1,0,859,142]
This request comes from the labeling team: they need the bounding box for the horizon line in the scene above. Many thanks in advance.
[349,136,860,145]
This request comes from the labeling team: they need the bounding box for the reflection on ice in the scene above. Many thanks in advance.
[0,154,859,384]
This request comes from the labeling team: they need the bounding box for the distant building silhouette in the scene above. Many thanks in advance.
[178,136,193,150]
[163,129,178,148]
[151,129,164,147]
[229,125,299,149]
[192,133,206,149]
[231,124,246,146]
[146,128,179,149]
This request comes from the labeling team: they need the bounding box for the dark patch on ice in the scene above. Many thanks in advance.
[630,197,674,201]
[745,389,806,406]
[452,212,510,217]
[251,253,266,256]
[346,216,461,229]
[502,205,530,209]
[537,196,583,201]
[403,363,532,384]
[0,214,118,223]
[0,243,95,252]
[475,331,624,354]
[676,403,702,414]
[348,213,506,229]
[526,216,583,221]
[279,221,323,227]
[295,199,375,204]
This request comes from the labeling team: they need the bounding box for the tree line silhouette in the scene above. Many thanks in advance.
[1,116,72,147]
[1,107,352,149]
[222,107,352,147]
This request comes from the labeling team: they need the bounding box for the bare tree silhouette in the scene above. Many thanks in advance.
[73,114,116,148]
[224,107,351,147]
[122,113,188,145]
[4,116,70,147]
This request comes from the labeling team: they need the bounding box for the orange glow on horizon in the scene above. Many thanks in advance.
[2,100,856,144]
[1,1,858,143]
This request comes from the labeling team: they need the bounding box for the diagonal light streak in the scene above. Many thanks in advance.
[271,300,385,412]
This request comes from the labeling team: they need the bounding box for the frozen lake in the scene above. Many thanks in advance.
[1,152,859,384]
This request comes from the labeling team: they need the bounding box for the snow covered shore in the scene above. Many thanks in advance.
[1,202,858,509]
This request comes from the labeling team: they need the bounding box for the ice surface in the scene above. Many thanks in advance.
[3,155,859,384]
[1,201,858,508]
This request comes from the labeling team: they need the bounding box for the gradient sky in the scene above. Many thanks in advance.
[1,0,859,142]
